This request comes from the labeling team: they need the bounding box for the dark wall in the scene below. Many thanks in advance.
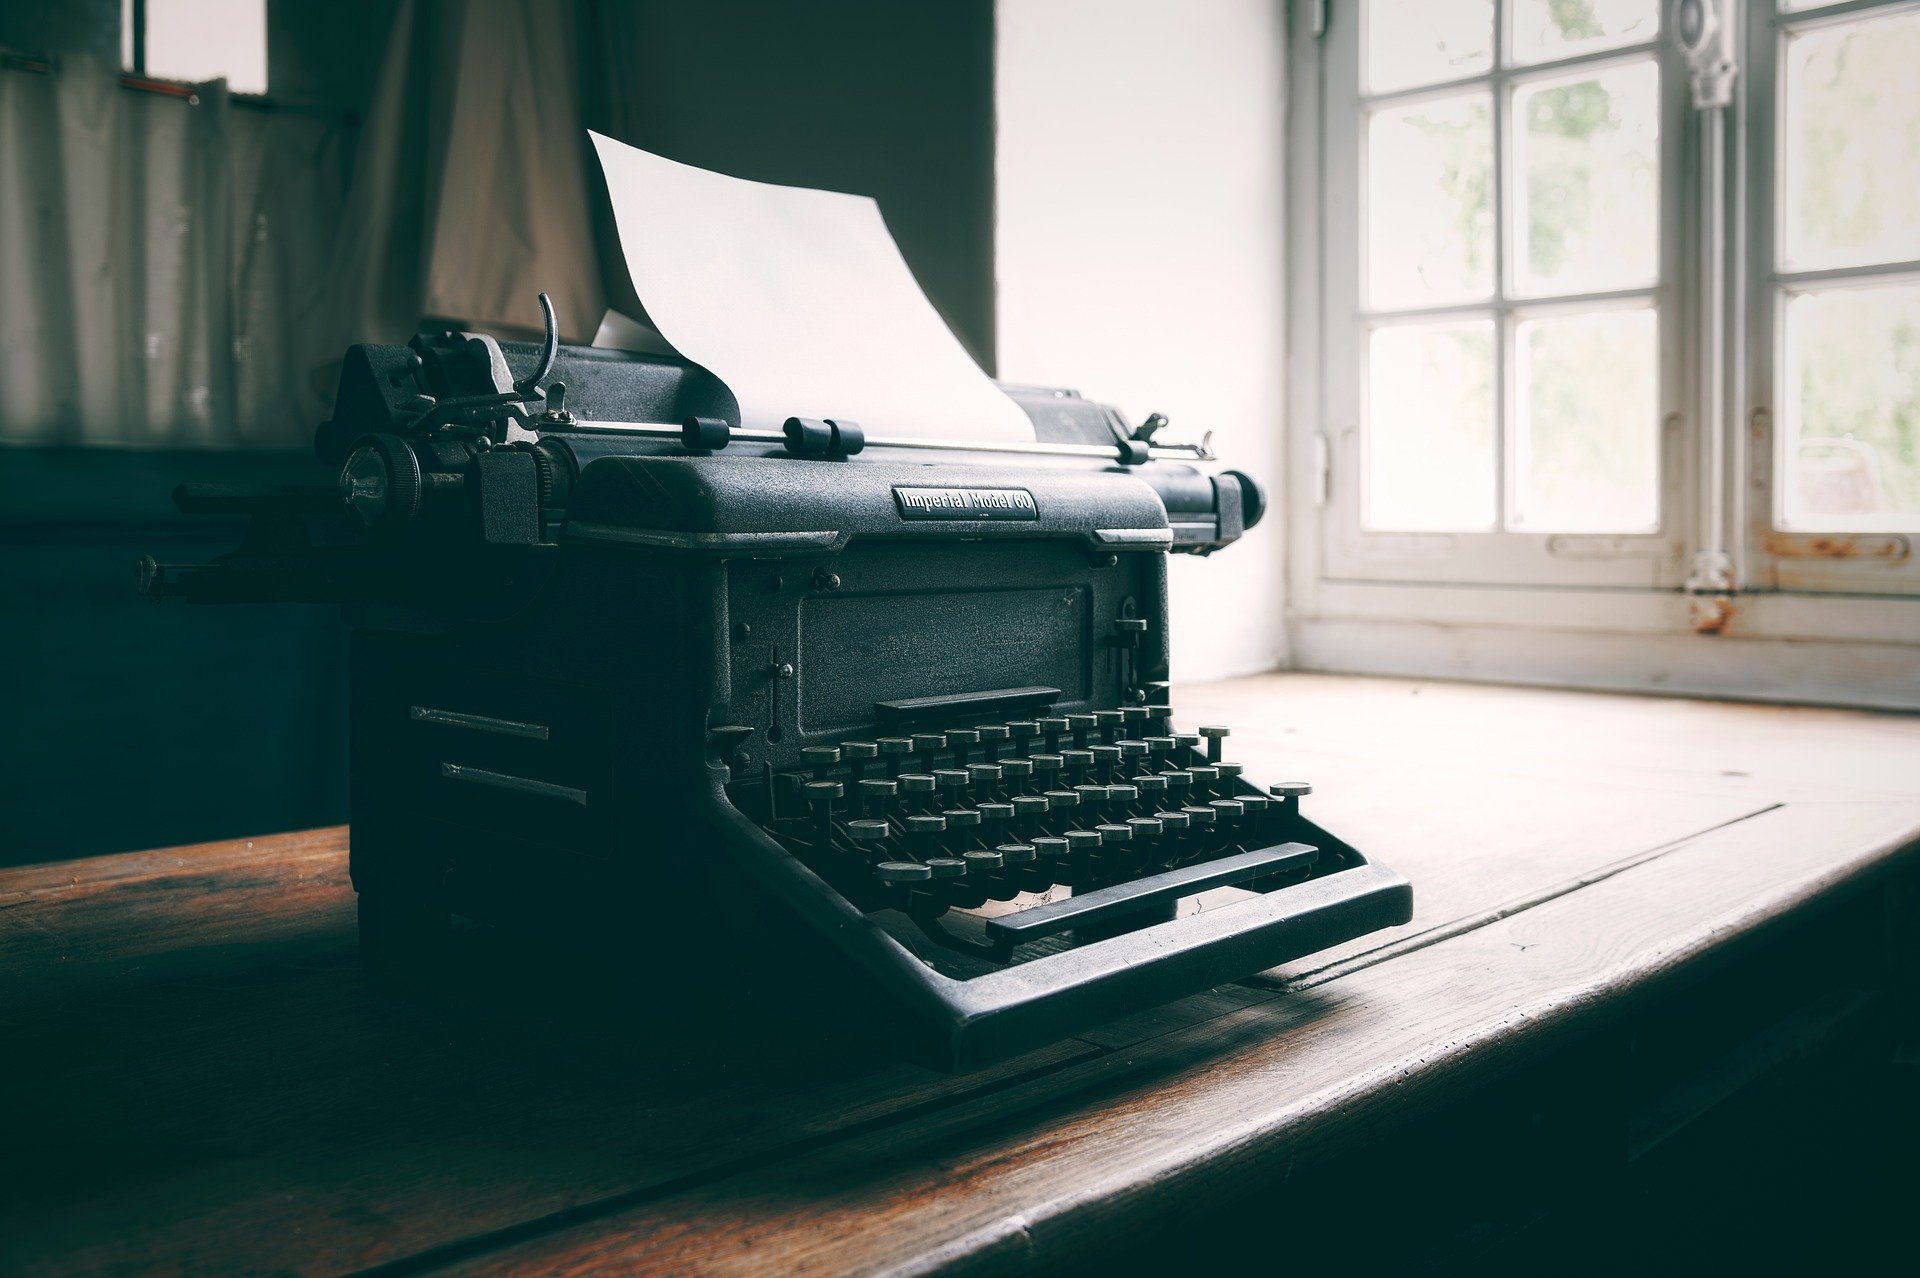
[0,0,998,867]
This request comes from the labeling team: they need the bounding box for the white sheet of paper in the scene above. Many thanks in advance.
[589,133,1033,442]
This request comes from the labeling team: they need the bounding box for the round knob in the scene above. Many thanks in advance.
[877,861,931,882]
[339,434,422,530]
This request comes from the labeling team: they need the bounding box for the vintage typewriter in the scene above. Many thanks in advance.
[144,297,1411,1069]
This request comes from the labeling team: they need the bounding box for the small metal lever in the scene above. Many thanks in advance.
[512,293,559,395]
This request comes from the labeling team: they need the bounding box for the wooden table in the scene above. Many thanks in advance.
[5,674,1919,1274]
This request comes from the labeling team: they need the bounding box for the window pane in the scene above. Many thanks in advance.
[1512,60,1659,296]
[139,0,268,94]
[1364,0,1493,95]
[1510,0,1657,65]
[1367,94,1494,309]
[1782,284,1920,532]
[1781,10,1920,272]
[1366,321,1497,531]
[1511,308,1659,532]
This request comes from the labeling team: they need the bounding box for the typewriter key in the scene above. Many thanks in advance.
[933,768,969,793]
[1216,761,1245,779]
[924,857,967,878]
[1199,724,1230,761]
[1043,788,1080,808]
[1036,717,1070,750]
[800,746,841,777]
[1093,709,1127,741]
[1135,773,1169,796]
[1187,765,1220,792]
[1126,816,1164,839]
[977,801,1015,826]
[1118,740,1149,763]
[976,724,1011,759]
[997,843,1037,864]
[1089,744,1122,780]
[1074,783,1109,810]
[841,740,879,780]
[1064,829,1103,857]
[848,818,890,843]
[1011,795,1051,827]
[876,737,913,767]
[943,807,981,828]
[857,778,898,816]
[966,762,1003,791]
[1122,706,1152,725]
[1173,733,1202,753]
[1007,721,1039,742]
[906,813,946,859]
[898,773,936,793]
[1146,735,1178,757]
[963,848,1005,871]
[1210,798,1245,820]
[1063,714,1099,748]
[1031,836,1069,859]
[1163,770,1192,793]
[1236,793,1271,816]
[1269,781,1312,797]
[1095,822,1133,845]
[877,861,932,883]
[1000,758,1034,789]
[1107,783,1139,807]
[1060,748,1094,777]
[1030,753,1063,776]
[1155,809,1191,831]
[943,727,979,764]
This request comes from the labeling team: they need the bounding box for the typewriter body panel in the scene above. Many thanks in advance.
[145,317,1412,1069]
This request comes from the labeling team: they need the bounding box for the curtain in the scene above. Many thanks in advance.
[322,0,608,351]
[0,56,348,447]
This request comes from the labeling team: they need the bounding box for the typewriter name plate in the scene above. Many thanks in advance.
[893,486,1038,521]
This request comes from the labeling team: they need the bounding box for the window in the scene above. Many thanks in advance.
[1295,0,1920,693]
[1318,0,1682,588]
[122,0,268,96]
[1748,0,1920,592]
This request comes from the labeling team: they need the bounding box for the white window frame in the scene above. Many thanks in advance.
[1742,0,1920,594]
[1286,0,1920,710]
[1320,0,1691,589]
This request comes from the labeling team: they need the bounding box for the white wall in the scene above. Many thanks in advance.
[995,0,1290,681]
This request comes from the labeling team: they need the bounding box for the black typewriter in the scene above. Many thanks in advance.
[144,297,1411,1069]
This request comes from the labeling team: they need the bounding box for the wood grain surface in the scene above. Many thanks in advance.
[2,674,1916,1276]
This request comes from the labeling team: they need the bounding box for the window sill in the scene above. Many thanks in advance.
[1290,580,1920,711]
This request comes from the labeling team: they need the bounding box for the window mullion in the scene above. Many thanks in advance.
[1493,0,1511,531]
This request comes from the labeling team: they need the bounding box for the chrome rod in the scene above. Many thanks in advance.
[553,421,1215,462]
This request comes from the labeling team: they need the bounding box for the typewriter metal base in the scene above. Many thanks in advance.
[348,630,1410,1072]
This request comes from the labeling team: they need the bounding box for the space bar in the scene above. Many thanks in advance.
[984,843,1320,952]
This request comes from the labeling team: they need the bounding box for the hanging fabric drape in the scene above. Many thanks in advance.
[0,55,347,447]
[321,0,608,352]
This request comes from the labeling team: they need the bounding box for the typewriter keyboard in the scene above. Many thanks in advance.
[750,708,1316,959]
